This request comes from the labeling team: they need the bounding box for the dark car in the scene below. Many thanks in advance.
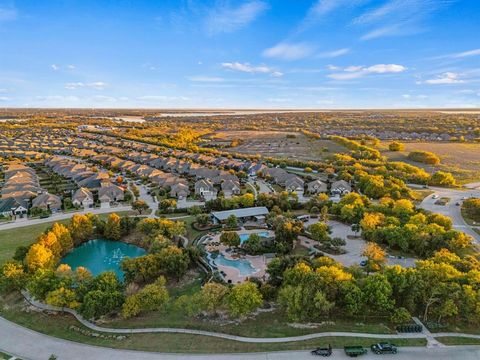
[311,344,332,357]
[371,343,397,355]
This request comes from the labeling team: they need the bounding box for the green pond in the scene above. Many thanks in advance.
[60,239,146,280]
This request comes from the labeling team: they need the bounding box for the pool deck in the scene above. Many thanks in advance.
[205,230,273,283]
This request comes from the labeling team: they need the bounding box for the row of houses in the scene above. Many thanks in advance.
[44,156,125,207]
[260,167,352,197]
[0,162,62,217]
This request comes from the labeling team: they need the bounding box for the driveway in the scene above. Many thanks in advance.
[417,186,480,244]
[138,185,157,217]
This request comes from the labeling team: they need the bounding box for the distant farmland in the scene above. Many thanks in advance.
[210,131,348,161]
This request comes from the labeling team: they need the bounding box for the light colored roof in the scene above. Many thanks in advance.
[211,206,269,221]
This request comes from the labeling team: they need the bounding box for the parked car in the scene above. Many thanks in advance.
[432,194,439,199]
[311,344,332,357]
[344,345,367,357]
[371,343,397,355]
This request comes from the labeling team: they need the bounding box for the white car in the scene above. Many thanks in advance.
[432,194,439,199]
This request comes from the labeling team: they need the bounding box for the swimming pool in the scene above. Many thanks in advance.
[239,231,270,244]
[212,254,258,276]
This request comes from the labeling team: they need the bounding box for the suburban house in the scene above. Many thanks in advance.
[98,183,125,204]
[221,179,241,198]
[169,183,190,200]
[284,176,305,194]
[31,192,62,212]
[331,180,352,196]
[307,179,328,194]
[194,179,217,200]
[72,187,94,208]
[211,206,269,225]
[0,197,28,218]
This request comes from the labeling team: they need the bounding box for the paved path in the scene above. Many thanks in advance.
[2,316,480,360]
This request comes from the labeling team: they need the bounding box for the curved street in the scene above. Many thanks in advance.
[416,185,480,243]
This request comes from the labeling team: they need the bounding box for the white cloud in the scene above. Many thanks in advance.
[65,82,108,90]
[317,48,350,58]
[221,62,283,76]
[295,0,367,34]
[51,64,59,71]
[187,76,224,82]
[424,72,465,85]
[0,96,10,101]
[354,0,450,40]
[206,1,268,34]
[263,42,314,60]
[366,64,406,73]
[451,49,480,58]
[67,64,76,70]
[328,63,407,80]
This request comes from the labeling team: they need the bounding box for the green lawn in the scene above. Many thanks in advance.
[0,219,71,264]
[461,208,478,226]
[0,294,426,353]
[435,337,480,345]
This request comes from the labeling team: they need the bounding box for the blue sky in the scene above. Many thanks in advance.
[0,0,479,109]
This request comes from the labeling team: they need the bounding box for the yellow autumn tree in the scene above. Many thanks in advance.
[51,223,73,255]
[25,243,54,272]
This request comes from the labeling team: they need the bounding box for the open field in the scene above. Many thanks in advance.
[381,142,480,184]
[209,131,347,161]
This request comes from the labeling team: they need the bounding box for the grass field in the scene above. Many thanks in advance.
[380,142,480,184]
[0,219,71,264]
[0,293,426,353]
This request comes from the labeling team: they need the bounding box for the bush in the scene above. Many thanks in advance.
[389,141,405,151]
[407,151,440,165]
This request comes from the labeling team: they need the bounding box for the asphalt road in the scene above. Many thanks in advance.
[417,185,480,243]
[1,315,480,360]
[0,205,132,230]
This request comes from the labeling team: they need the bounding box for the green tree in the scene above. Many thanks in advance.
[220,231,241,247]
[308,222,330,243]
[122,277,170,318]
[227,282,263,317]
[226,214,238,228]
[361,273,394,313]
[390,307,412,324]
